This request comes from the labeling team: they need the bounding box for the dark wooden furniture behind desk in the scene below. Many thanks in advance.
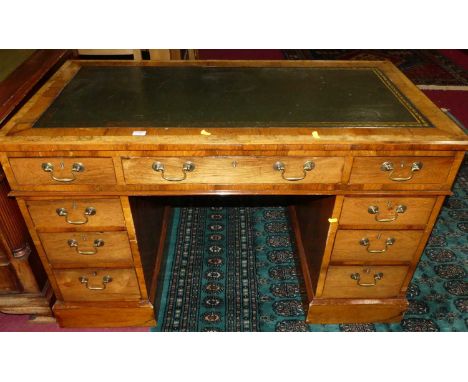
[0,60,466,328]
[0,165,52,317]
[0,49,72,320]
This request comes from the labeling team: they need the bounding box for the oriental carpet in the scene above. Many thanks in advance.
[282,49,468,86]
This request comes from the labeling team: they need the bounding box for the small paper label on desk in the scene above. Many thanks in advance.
[132,131,147,136]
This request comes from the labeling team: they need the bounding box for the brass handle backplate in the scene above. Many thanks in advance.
[42,162,85,183]
[273,160,315,181]
[56,206,96,225]
[359,237,395,253]
[380,161,423,181]
[79,274,113,290]
[68,238,104,255]
[152,161,195,181]
[367,204,407,222]
[350,269,383,287]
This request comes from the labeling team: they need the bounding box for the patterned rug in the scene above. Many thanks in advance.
[153,157,467,332]
[283,50,468,86]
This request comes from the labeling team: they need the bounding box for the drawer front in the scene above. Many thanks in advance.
[331,230,424,263]
[340,197,436,226]
[27,198,126,230]
[321,265,409,298]
[349,156,453,185]
[9,157,117,185]
[40,231,133,267]
[54,268,141,301]
[122,156,344,184]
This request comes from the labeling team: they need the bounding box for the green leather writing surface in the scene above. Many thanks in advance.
[34,66,432,128]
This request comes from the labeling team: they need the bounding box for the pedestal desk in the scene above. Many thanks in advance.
[0,60,466,328]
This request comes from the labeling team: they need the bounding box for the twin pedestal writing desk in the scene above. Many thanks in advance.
[0,60,466,327]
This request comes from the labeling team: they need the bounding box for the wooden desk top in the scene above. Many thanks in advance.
[0,60,467,151]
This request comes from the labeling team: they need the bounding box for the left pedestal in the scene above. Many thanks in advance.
[15,195,159,328]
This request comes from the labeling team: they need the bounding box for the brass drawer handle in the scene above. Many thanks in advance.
[79,274,113,290]
[350,270,383,287]
[367,204,407,222]
[274,160,315,181]
[56,206,96,225]
[68,238,104,255]
[359,237,395,253]
[152,161,195,181]
[380,161,423,182]
[41,162,85,183]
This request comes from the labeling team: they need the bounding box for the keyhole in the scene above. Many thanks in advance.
[72,200,77,210]
[60,161,65,170]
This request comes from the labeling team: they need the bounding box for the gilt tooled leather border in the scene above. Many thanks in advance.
[32,66,434,129]
[252,68,433,128]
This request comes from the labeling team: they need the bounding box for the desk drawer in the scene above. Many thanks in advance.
[26,198,126,230]
[340,197,436,227]
[9,157,117,185]
[54,268,141,301]
[122,156,344,184]
[331,230,424,263]
[40,231,133,267]
[321,265,408,298]
[349,156,453,185]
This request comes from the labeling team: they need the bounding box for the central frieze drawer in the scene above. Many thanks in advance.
[26,198,126,230]
[54,268,141,302]
[321,265,409,298]
[39,231,134,267]
[340,197,436,227]
[331,230,424,263]
[121,156,345,184]
[9,157,117,185]
[349,156,453,185]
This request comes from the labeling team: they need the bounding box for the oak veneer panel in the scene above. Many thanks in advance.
[53,301,156,327]
[340,196,436,227]
[9,157,116,185]
[39,231,134,268]
[129,197,168,302]
[0,293,53,316]
[331,230,424,263]
[0,264,20,293]
[26,198,125,230]
[349,156,453,185]
[122,156,344,184]
[54,268,141,302]
[292,196,336,294]
[321,265,409,298]
[307,298,408,324]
